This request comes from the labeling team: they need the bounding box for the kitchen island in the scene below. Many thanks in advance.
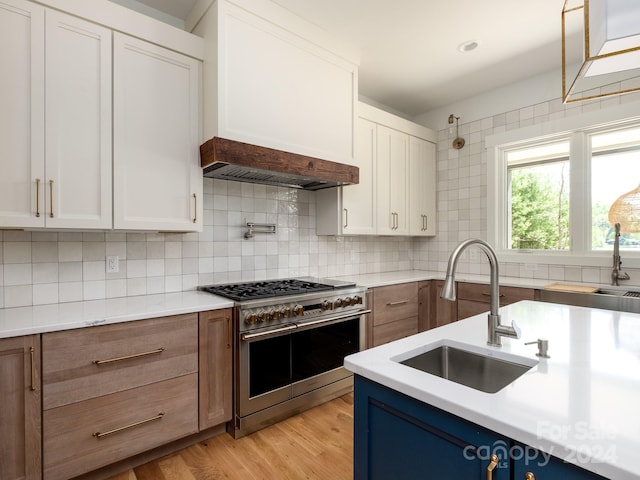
[345,300,640,479]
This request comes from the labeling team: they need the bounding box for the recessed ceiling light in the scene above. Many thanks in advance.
[458,40,479,53]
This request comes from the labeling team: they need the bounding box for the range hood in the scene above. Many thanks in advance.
[200,137,359,190]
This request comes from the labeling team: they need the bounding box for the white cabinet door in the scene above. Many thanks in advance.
[377,125,409,235]
[342,118,377,234]
[0,0,44,228]
[409,136,436,236]
[45,9,112,229]
[317,117,377,236]
[113,33,202,232]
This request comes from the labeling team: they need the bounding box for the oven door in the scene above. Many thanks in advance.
[238,323,296,417]
[291,312,366,398]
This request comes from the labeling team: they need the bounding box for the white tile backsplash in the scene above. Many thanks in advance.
[3,94,640,308]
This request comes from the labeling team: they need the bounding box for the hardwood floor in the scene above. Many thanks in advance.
[107,393,354,480]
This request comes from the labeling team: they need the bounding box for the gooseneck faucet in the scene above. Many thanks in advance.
[611,223,630,286]
[440,239,520,347]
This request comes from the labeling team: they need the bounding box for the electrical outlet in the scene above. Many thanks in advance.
[106,255,119,273]
[524,263,538,272]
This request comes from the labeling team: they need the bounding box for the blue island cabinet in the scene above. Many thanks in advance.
[353,376,606,480]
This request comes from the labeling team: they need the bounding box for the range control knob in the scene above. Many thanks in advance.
[321,300,333,311]
[282,307,291,318]
[245,313,258,325]
[353,295,363,305]
[344,296,353,306]
[294,305,304,316]
[257,311,269,323]
[334,298,343,308]
[272,309,281,320]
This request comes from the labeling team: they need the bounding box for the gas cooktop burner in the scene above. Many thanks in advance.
[199,278,351,302]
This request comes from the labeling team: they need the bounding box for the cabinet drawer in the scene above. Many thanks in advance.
[42,314,198,409]
[373,317,418,347]
[456,282,535,305]
[43,373,198,480]
[373,283,419,326]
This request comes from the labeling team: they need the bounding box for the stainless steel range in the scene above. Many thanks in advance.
[199,278,368,438]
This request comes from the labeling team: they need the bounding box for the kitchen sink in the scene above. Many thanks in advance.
[539,288,640,313]
[396,341,536,393]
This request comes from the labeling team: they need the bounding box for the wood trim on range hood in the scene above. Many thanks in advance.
[200,137,359,190]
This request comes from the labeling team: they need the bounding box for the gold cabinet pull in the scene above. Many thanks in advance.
[30,346,36,391]
[386,300,408,306]
[48,179,54,218]
[525,473,535,480]
[227,316,232,349]
[35,179,41,217]
[92,347,165,366]
[343,208,348,228]
[192,193,197,223]
[93,412,164,439]
[487,454,499,480]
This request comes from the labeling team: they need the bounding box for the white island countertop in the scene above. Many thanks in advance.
[345,300,640,480]
[0,291,233,339]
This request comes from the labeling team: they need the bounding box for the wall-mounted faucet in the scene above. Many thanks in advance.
[611,223,631,286]
[440,239,520,347]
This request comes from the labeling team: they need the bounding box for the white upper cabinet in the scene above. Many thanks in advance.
[193,0,359,166]
[113,33,202,232]
[316,117,377,235]
[376,124,410,236]
[409,136,436,236]
[45,9,112,229]
[0,0,44,228]
[316,102,437,237]
[0,2,111,229]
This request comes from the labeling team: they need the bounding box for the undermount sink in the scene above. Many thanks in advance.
[395,341,537,393]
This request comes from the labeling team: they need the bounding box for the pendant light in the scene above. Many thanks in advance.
[608,184,640,232]
[562,0,640,103]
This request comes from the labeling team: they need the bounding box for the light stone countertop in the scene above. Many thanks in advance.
[0,291,233,339]
[345,300,640,480]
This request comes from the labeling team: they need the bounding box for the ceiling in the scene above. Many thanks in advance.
[132,0,569,117]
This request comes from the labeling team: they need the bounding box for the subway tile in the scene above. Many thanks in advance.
[3,242,31,263]
[4,285,33,307]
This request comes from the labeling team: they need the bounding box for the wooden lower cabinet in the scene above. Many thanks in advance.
[456,282,536,321]
[0,335,41,480]
[43,374,198,480]
[41,314,200,480]
[199,309,233,430]
[428,280,457,329]
[371,283,419,347]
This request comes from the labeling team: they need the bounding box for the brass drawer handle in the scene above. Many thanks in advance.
[344,208,348,228]
[192,193,197,223]
[525,473,535,480]
[35,179,41,217]
[93,412,164,439]
[487,454,499,480]
[386,300,408,306]
[30,346,36,391]
[481,293,505,298]
[93,347,165,366]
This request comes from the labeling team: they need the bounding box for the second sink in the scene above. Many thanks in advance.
[397,341,536,393]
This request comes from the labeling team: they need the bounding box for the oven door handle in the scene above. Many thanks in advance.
[241,324,298,341]
[295,310,371,329]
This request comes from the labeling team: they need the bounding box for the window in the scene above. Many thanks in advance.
[487,104,640,267]
[506,141,570,251]
[591,127,640,250]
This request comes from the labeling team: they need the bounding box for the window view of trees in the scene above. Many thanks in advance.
[509,162,570,250]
